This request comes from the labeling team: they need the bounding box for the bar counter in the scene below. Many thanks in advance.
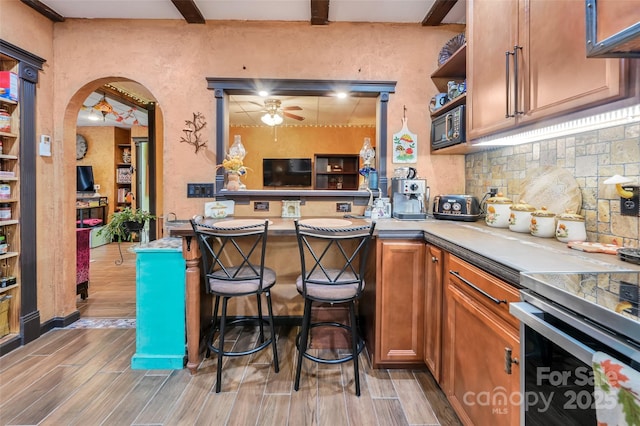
[167,216,639,374]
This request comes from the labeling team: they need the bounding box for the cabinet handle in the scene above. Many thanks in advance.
[505,46,523,118]
[513,46,523,116]
[431,256,438,263]
[444,113,453,141]
[449,270,507,305]
[505,50,513,118]
[505,347,519,374]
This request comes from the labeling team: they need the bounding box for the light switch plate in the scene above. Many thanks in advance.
[39,134,52,156]
[187,183,214,198]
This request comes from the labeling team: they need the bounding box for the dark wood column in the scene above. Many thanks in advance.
[0,39,45,355]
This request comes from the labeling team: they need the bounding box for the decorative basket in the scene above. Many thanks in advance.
[0,296,10,337]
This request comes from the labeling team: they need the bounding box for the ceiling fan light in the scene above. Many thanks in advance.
[261,112,283,126]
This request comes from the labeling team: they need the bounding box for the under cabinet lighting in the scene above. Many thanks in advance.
[475,105,640,146]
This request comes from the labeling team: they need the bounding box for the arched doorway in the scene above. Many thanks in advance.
[65,78,162,320]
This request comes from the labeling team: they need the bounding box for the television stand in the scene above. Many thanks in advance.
[76,195,108,228]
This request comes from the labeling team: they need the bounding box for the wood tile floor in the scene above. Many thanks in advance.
[76,242,138,320]
[0,243,462,426]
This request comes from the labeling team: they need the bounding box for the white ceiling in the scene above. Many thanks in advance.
[38,0,466,24]
[78,91,149,128]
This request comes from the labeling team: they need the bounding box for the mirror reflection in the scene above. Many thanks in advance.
[227,94,377,190]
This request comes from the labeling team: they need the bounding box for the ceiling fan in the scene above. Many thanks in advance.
[251,98,305,125]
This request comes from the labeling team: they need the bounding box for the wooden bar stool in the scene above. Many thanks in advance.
[293,219,375,396]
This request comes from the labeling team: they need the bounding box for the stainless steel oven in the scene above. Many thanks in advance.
[510,272,640,426]
[431,104,465,150]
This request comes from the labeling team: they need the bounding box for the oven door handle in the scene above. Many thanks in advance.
[510,302,595,365]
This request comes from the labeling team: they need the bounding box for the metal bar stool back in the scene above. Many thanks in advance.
[190,217,279,392]
[293,219,376,396]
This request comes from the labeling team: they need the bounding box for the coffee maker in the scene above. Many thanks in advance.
[391,169,429,220]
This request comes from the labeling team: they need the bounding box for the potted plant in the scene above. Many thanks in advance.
[97,207,155,243]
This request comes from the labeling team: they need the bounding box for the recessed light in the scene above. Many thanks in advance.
[258,90,269,97]
[336,92,347,99]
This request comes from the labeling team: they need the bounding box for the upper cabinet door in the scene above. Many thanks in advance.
[467,0,628,141]
[467,0,520,140]
[519,0,626,124]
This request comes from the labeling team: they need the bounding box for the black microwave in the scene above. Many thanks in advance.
[431,104,465,150]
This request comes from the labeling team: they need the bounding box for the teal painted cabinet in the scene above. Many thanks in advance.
[132,238,186,369]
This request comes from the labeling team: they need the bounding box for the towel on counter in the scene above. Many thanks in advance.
[592,351,640,426]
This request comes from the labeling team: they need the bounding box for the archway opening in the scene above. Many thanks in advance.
[64,78,162,320]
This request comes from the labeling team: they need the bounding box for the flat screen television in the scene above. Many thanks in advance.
[263,158,312,187]
[76,165,95,193]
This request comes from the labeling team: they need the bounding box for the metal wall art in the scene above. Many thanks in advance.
[180,112,207,153]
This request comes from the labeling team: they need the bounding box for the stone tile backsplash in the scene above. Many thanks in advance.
[465,122,640,248]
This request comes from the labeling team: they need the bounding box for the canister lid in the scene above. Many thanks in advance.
[556,210,584,221]
[531,206,556,217]
[486,192,512,204]
[510,200,535,211]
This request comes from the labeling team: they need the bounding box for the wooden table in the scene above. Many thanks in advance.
[167,217,367,374]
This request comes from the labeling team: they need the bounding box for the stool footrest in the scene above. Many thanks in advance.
[208,317,275,358]
[296,322,364,365]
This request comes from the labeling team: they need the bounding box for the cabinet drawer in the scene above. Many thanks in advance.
[447,255,520,329]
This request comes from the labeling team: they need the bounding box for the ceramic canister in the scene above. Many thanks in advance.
[485,193,513,228]
[508,200,536,233]
[555,210,587,242]
[530,207,556,238]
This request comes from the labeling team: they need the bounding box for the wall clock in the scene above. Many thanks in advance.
[76,134,88,160]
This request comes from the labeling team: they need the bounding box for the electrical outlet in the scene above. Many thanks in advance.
[187,183,214,198]
[336,202,351,212]
[254,201,269,212]
[620,185,639,216]
[619,282,639,316]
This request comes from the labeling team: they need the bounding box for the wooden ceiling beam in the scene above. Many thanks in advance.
[311,0,330,25]
[422,0,458,26]
[171,0,205,24]
[20,0,65,22]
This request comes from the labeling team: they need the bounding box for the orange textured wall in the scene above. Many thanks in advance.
[47,19,466,219]
[2,2,467,323]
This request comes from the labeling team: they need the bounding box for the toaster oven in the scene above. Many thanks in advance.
[432,194,482,221]
[431,105,465,150]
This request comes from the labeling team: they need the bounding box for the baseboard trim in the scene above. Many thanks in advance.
[41,310,81,334]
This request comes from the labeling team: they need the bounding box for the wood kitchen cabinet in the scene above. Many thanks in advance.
[423,244,444,383]
[442,254,520,426]
[467,0,627,140]
[368,239,425,368]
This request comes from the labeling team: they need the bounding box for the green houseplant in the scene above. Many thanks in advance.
[98,207,156,265]
[97,207,155,243]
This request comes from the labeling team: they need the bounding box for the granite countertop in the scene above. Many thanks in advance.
[166,216,640,283]
[374,217,640,285]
